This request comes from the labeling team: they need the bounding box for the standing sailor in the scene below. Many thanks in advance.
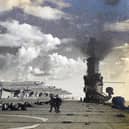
[48,94,56,112]
[55,95,62,113]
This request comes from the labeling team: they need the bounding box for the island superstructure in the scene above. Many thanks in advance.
[83,38,113,103]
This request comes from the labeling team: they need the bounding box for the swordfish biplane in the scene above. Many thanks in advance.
[0,81,71,111]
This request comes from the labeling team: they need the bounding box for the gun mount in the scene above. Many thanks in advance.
[83,38,113,103]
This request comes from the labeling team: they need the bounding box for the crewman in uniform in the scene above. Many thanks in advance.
[55,94,62,113]
[48,94,56,112]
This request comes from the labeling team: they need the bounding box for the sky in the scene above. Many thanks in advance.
[0,0,129,99]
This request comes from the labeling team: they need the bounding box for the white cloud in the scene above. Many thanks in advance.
[24,5,67,20]
[42,34,61,50]
[18,46,40,64]
[0,0,31,12]
[49,53,85,79]
[33,67,44,74]
[0,20,83,82]
[15,52,85,81]
[28,66,45,75]
[0,0,69,20]
[104,20,129,32]
[0,20,63,80]
[0,34,20,46]
[61,38,76,44]
[0,20,43,42]
[0,20,61,51]
[46,0,71,9]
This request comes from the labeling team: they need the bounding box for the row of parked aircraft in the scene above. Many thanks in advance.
[0,81,72,111]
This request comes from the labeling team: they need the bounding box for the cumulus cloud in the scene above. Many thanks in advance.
[0,20,83,82]
[18,46,40,64]
[25,52,85,80]
[0,20,61,51]
[0,20,42,44]
[104,20,129,32]
[28,66,46,76]
[48,53,85,79]
[0,0,69,20]
[0,20,63,80]
[23,5,67,20]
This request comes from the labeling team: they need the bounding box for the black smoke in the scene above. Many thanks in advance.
[84,32,114,60]
[69,0,129,60]
[105,0,120,5]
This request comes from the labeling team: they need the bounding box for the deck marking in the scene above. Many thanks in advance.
[9,124,40,129]
[0,115,48,129]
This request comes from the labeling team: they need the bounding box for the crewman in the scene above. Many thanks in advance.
[55,94,62,113]
[48,94,56,112]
